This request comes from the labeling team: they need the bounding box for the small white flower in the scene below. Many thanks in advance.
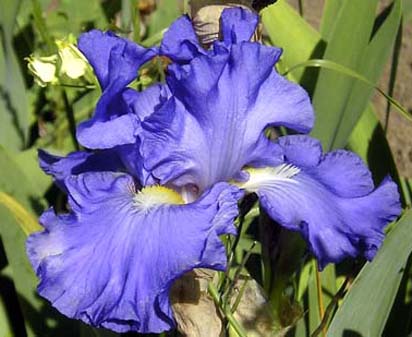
[26,55,58,87]
[56,40,88,79]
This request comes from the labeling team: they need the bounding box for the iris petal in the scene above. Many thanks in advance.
[38,149,124,190]
[140,41,313,191]
[220,7,259,44]
[160,15,206,62]
[38,146,154,189]
[77,30,157,91]
[238,135,401,269]
[76,30,157,149]
[277,136,375,196]
[27,172,241,333]
[160,7,259,61]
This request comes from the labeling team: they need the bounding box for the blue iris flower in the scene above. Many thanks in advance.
[27,7,401,334]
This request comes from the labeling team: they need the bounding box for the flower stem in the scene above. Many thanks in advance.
[315,261,326,337]
[208,282,248,337]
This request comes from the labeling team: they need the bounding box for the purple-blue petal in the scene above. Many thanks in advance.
[77,113,140,149]
[277,135,322,168]
[76,84,166,149]
[77,30,157,149]
[220,7,259,44]
[257,135,401,269]
[140,41,313,191]
[124,84,171,121]
[160,15,206,62]
[27,172,241,333]
[38,149,124,190]
[278,135,374,196]
[78,30,157,90]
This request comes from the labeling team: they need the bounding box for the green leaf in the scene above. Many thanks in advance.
[262,0,322,83]
[404,0,412,22]
[328,210,412,337]
[307,263,320,335]
[0,192,42,235]
[0,266,14,337]
[15,149,52,198]
[310,0,379,150]
[0,0,29,151]
[0,146,78,336]
[147,0,180,38]
[319,0,343,40]
[80,325,120,337]
[348,105,400,185]
[0,146,42,210]
[329,0,402,149]
[307,263,336,335]
[284,58,410,123]
[44,0,108,38]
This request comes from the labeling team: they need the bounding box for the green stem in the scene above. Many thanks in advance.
[61,89,79,150]
[314,260,326,337]
[400,177,412,208]
[208,282,248,337]
[231,277,249,313]
[31,0,55,52]
[140,29,166,47]
[223,241,256,308]
[121,0,132,32]
[384,18,403,134]
[131,0,141,42]
[58,83,96,89]
[298,0,304,16]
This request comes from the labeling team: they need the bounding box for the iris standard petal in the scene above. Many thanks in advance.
[160,14,206,62]
[77,30,157,149]
[124,84,171,121]
[220,7,259,44]
[27,172,241,333]
[160,7,258,62]
[78,30,156,90]
[77,84,169,150]
[236,135,401,269]
[140,41,313,191]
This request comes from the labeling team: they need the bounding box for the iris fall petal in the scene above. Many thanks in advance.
[27,172,241,333]
[237,135,401,269]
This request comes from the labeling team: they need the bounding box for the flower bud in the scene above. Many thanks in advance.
[56,39,88,79]
[26,55,58,87]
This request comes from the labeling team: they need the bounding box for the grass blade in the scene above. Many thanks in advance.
[328,210,412,336]
[348,105,400,187]
[330,0,402,149]
[0,192,42,235]
[0,0,29,151]
[319,0,342,40]
[284,58,411,122]
[0,146,77,336]
[262,0,322,83]
[310,0,379,150]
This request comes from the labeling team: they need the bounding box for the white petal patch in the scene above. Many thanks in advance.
[234,164,301,193]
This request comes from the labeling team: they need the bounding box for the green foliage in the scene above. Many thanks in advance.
[263,1,408,336]
[147,0,181,36]
[328,210,412,337]
[311,0,401,150]
[0,146,77,336]
[0,0,29,151]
